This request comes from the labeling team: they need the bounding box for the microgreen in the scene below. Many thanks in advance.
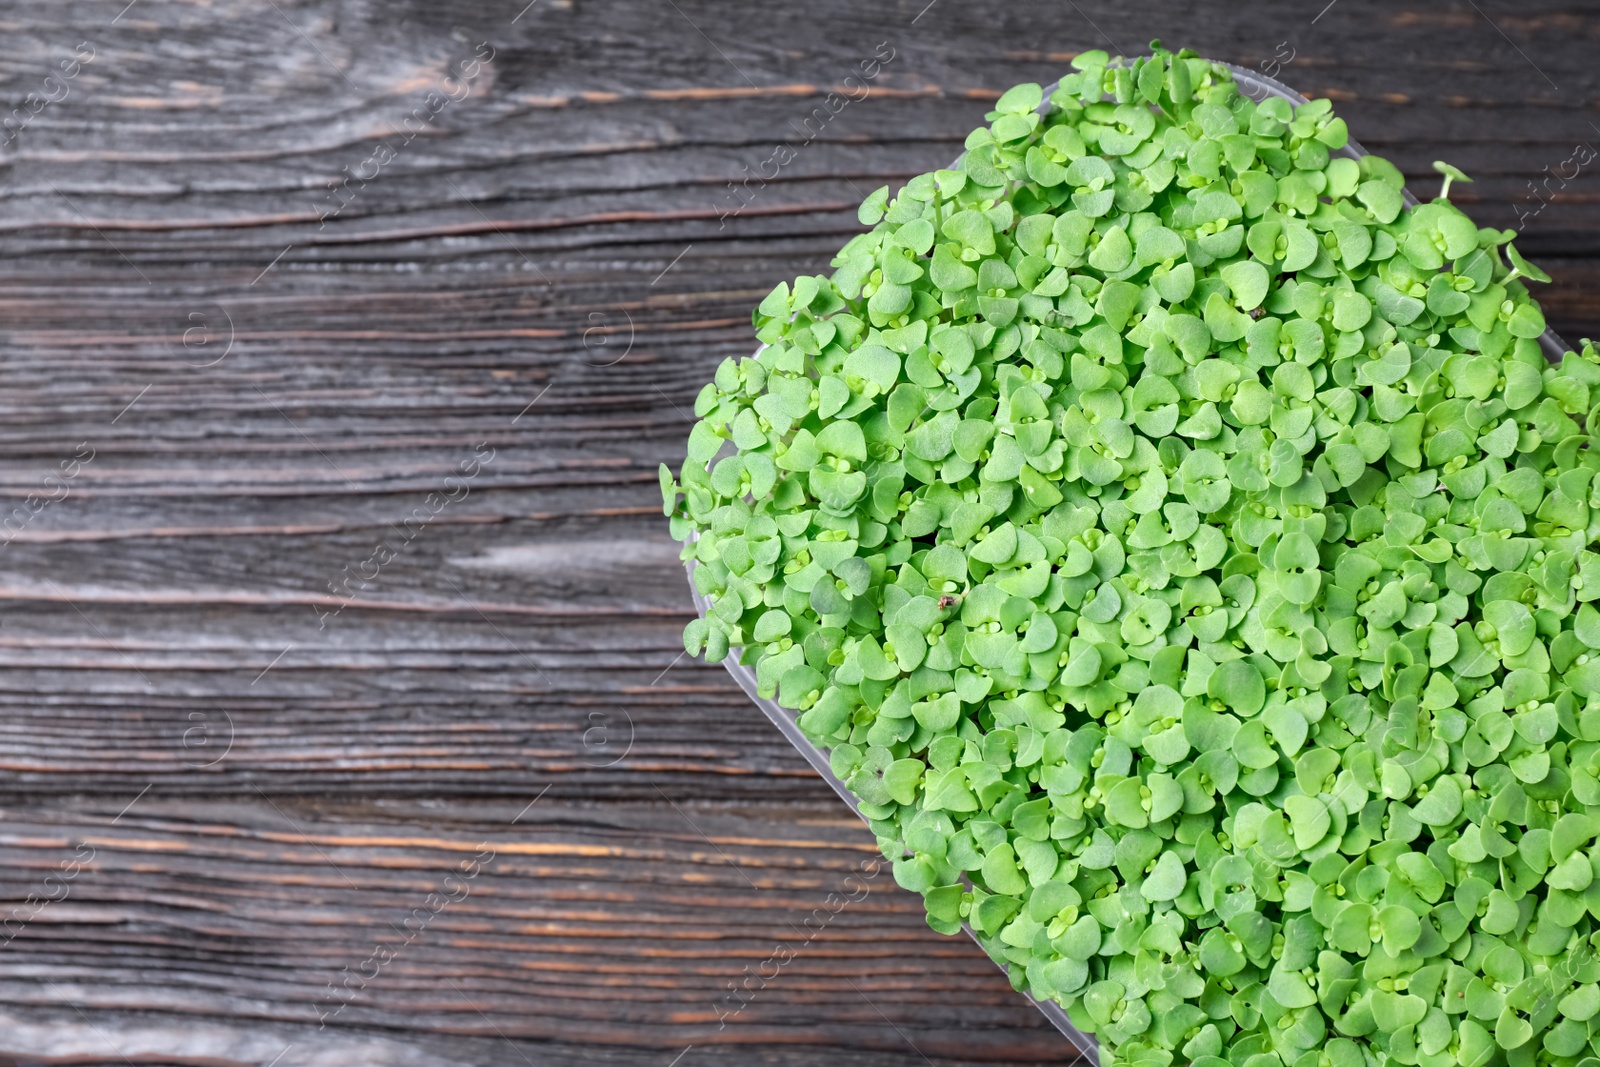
[1433,160,1474,201]
[665,43,1600,1067]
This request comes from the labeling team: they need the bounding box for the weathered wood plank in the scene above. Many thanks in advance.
[0,798,1070,1063]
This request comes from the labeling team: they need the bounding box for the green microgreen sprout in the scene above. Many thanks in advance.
[1505,242,1554,286]
[1433,160,1474,201]
[664,43,1598,1067]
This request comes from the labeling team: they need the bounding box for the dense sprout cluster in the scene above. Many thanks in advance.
[662,44,1600,1067]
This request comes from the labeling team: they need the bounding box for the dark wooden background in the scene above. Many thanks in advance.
[0,1,1593,1063]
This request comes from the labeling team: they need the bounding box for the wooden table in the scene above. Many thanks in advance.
[0,1,1594,1063]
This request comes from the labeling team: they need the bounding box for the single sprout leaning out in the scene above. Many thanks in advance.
[665,41,1600,1067]
[1433,160,1473,201]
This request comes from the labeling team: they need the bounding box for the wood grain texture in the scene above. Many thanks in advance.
[0,0,1595,1061]
[0,798,1063,1064]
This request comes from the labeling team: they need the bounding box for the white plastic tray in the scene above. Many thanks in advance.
[683,58,1572,1059]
